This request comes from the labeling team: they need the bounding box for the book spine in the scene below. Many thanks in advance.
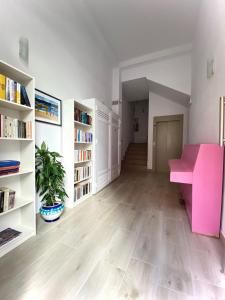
[3,189,9,211]
[21,86,31,107]
[9,79,15,102]
[8,190,15,209]
[0,74,6,99]
[0,191,4,213]
[16,82,21,104]
[6,78,10,100]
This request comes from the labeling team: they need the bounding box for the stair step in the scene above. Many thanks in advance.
[127,149,147,154]
[124,161,147,166]
[126,154,147,159]
[123,165,147,170]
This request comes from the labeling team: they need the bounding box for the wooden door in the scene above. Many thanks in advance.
[154,115,183,172]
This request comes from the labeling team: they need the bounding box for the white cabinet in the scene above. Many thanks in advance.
[94,106,111,193]
[81,99,121,194]
[110,112,120,181]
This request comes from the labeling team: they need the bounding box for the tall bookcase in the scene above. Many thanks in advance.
[62,99,93,208]
[0,60,36,257]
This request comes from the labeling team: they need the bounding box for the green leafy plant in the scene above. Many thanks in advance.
[35,142,67,206]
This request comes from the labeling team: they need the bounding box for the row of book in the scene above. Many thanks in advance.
[74,150,91,163]
[0,160,20,176]
[0,74,31,106]
[0,228,21,247]
[74,128,92,143]
[74,182,91,201]
[0,114,32,139]
[0,187,16,213]
[74,165,91,183]
[74,108,92,125]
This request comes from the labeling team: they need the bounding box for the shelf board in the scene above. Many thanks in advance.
[74,193,92,208]
[0,198,33,217]
[74,142,92,144]
[0,225,35,258]
[74,121,92,128]
[74,176,92,185]
[0,169,33,179]
[74,160,92,165]
[0,99,33,111]
[0,137,33,141]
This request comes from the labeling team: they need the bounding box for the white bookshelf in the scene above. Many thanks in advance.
[62,99,93,208]
[0,60,36,257]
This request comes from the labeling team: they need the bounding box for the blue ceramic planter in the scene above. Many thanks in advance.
[40,202,64,222]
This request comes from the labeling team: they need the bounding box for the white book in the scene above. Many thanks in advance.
[6,78,10,100]
[1,187,9,212]
[9,79,15,102]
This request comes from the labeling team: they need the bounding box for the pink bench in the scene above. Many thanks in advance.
[169,144,224,237]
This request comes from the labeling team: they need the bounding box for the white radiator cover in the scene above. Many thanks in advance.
[82,98,121,194]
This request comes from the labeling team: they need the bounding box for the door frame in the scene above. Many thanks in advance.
[152,114,184,172]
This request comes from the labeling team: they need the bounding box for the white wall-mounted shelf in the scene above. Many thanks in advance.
[0,225,34,258]
[0,198,33,217]
[74,176,92,184]
[73,193,92,208]
[0,98,33,111]
[0,60,36,257]
[0,169,33,179]
[74,120,92,128]
[74,160,92,165]
[74,142,92,145]
[63,99,93,208]
[0,138,33,141]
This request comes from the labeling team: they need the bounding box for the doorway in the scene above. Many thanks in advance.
[153,114,183,172]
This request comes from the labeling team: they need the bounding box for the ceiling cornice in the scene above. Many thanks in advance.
[119,43,192,69]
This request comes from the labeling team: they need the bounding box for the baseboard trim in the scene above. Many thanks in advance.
[220,231,225,274]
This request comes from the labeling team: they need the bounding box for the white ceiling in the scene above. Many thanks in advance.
[123,78,190,106]
[84,0,200,61]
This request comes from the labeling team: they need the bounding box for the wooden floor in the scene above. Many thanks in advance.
[0,170,225,299]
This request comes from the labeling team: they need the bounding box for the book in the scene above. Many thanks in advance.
[0,228,21,247]
[6,78,15,102]
[16,82,21,104]
[0,74,6,99]
[0,187,9,212]
[0,160,20,167]
[21,86,30,107]
[74,107,92,125]
[0,190,4,213]
[8,190,15,209]
[0,114,31,139]
[0,168,19,176]
[5,77,10,100]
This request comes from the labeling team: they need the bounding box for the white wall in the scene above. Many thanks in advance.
[122,99,134,158]
[0,0,116,211]
[148,92,189,169]
[189,0,225,236]
[134,100,148,143]
[121,53,191,95]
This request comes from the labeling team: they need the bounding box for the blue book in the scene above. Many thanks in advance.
[0,160,20,167]
[21,86,31,107]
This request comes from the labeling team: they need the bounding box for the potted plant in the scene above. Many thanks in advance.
[35,142,67,222]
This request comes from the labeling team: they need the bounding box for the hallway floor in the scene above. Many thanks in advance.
[0,171,225,299]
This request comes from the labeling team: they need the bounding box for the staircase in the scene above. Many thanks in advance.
[123,143,147,171]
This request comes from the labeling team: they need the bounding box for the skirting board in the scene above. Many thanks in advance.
[221,232,225,274]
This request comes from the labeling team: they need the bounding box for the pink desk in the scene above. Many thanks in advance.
[169,144,224,237]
